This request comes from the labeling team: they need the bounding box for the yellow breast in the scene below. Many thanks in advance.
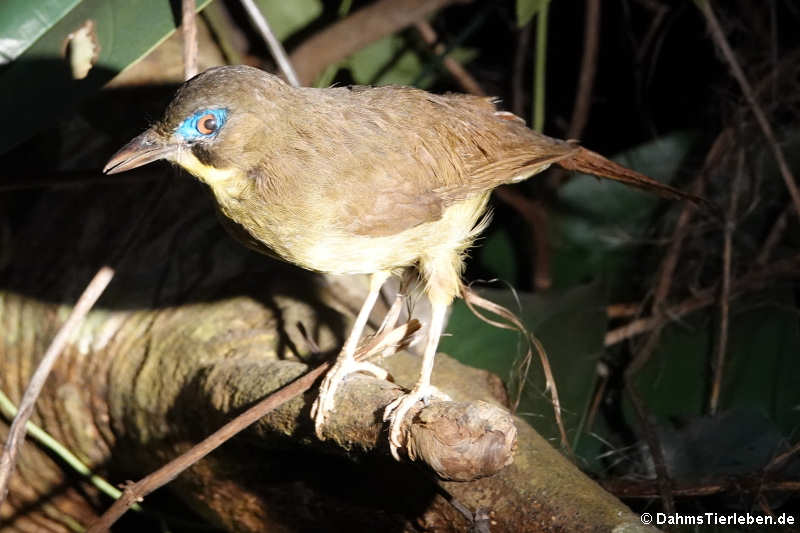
[174,149,491,276]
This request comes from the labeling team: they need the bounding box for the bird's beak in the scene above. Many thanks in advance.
[103,128,177,175]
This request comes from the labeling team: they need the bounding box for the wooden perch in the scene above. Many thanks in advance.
[104,298,517,482]
[0,176,654,532]
[1,292,653,532]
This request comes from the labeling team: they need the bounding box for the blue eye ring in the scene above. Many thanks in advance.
[177,108,228,140]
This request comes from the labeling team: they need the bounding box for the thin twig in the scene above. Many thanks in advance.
[583,362,609,436]
[624,201,679,518]
[0,266,114,504]
[633,0,669,64]
[546,0,600,187]
[0,389,141,512]
[88,366,333,532]
[709,150,742,414]
[606,253,800,345]
[240,0,301,87]
[756,203,791,266]
[182,0,199,80]
[765,440,800,472]
[768,0,778,106]
[623,127,731,373]
[414,21,486,96]
[461,286,570,453]
[603,476,800,499]
[623,174,703,377]
[758,494,776,520]
[626,384,675,514]
[651,178,704,311]
[605,302,640,319]
[493,186,551,290]
[87,317,418,532]
[512,24,532,118]
[697,0,800,218]
[532,2,549,131]
[654,127,731,309]
[567,0,600,140]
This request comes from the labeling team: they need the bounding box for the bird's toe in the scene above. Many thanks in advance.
[383,384,448,460]
[313,357,390,439]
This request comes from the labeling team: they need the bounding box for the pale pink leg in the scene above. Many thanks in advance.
[312,271,390,438]
[382,299,450,460]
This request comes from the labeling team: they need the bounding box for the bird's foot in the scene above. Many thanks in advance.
[383,384,451,460]
[311,356,389,439]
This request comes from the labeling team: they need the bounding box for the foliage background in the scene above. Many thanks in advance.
[1,0,799,531]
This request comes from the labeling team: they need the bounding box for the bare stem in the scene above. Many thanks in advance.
[240,0,301,87]
[709,151,742,414]
[532,2,549,132]
[697,0,800,218]
[0,266,114,504]
[182,0,198,80]
[567,0,600,140]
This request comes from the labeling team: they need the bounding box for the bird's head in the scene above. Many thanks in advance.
[104,65,290,187]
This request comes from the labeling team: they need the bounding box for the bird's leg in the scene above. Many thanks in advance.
[312,271,390,438]
[372,288,404,340]
[383,299,451,460]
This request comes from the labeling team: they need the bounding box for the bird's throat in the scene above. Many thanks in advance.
[175,149,239,190]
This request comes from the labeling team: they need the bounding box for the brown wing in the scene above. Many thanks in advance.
[302,88,579,237]
[283,86,708,239]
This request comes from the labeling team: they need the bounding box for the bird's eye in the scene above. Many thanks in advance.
[197,114,218,135]
[176,108,227,140]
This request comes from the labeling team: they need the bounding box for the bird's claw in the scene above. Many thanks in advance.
[383,384,451,460]
[312,357,388,439]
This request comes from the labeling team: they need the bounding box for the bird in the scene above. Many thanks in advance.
[104,65,705,459]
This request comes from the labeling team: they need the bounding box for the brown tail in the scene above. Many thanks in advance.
[557,147,714,210]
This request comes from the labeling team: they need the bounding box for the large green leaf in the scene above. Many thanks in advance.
[346,34,424,87]
[0,0,80,64]
[476,227,519,284]
[254,0,322,42]
[440,283,607,446]
[550,131,697,290]
[629,296,800,435]
[612,299,800,531]
[0,0,212,154]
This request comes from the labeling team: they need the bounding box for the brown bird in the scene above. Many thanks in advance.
[104,65,703,459]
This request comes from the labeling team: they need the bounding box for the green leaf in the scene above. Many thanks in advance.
[0,0,212,154]
[627,294,800,436]
[550,131,697,290]
[254,0,322,42]
[516,0,549,27]
[559,131,696,219]
[653,409,787,480]
[346,35,424,87]
[446,46,478,66]
[440,284,607,445]
[346,35,395,84]
[477,227,518,285]
[0,0,80,64]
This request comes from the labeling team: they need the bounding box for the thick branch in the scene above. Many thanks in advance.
[289,0,467,86]
[2,291,651,532]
